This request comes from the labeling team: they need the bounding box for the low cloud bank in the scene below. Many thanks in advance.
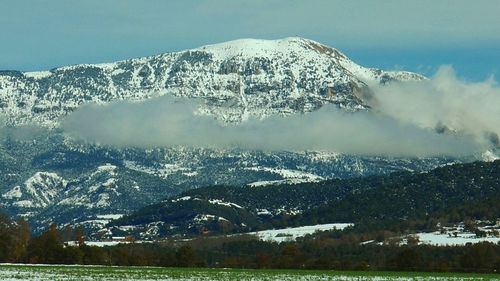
[61,66,499,157]
[369,66,500,148]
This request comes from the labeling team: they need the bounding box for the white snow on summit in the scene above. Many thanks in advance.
[0,37,425,127]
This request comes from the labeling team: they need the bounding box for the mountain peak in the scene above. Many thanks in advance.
[194,37,346,60]
[0,37,424,127]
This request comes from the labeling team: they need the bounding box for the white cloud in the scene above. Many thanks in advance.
[369,66,500,147]
[61,66,500,157]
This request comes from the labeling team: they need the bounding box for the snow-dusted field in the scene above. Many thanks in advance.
[250,223,354,242]
[0,264,497,281]
[416,232,500,246]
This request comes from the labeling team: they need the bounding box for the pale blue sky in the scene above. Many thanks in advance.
[1,0,499,80]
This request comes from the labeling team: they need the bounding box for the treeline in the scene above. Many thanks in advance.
[1,214,499,272]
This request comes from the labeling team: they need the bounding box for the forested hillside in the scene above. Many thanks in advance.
[109,160,500,238]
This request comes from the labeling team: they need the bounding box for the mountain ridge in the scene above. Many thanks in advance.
[0,37,424,127]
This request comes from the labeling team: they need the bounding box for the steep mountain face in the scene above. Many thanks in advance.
[0,37,423,126]
[0,37,445,230]
[1,172,67,209]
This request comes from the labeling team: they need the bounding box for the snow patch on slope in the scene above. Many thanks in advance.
[246,166,324,187]
[249,223,354,243]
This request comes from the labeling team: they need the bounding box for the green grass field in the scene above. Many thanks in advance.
[0,264,498,280]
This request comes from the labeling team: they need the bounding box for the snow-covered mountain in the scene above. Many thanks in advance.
[0,37,446,231]
[0,37,423,127]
